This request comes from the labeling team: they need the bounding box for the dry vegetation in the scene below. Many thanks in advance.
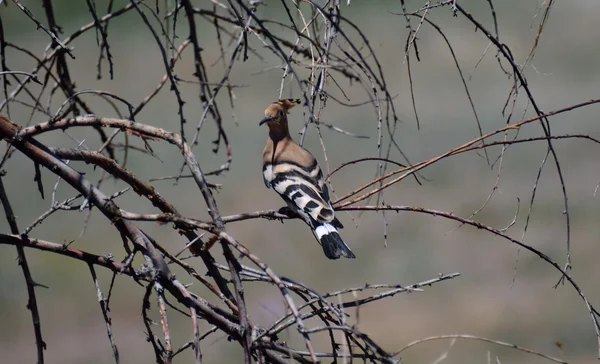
[0,0,598,363]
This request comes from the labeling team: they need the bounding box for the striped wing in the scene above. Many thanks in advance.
[263,160,335,224]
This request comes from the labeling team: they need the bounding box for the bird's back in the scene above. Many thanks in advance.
[263,136,320,185]
[262,136,337,224]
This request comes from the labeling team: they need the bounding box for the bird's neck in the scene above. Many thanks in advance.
[267,122,291,143]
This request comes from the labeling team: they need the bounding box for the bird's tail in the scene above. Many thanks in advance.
[313,223,356,260]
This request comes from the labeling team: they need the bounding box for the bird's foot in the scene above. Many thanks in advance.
[277,206,297,218]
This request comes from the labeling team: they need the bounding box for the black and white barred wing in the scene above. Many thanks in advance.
[263,161,335,223]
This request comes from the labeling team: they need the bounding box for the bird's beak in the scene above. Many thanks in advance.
[259,116,273,126]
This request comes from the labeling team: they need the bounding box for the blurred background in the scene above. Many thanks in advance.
[0,0,599,363]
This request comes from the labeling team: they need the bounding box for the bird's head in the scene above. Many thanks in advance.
[259,99,301,127]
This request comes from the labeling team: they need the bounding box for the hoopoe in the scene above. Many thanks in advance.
[260,99,356,259]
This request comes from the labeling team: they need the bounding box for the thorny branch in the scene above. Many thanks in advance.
[0,0,598,363]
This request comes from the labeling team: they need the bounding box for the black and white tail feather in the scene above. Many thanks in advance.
[313,220,355,260]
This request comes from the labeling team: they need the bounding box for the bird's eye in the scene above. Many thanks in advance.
[279,110,285,117]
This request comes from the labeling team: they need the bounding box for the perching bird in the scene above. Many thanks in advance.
[260,99,356,259]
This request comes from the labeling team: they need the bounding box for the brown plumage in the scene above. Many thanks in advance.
[259,99,356,259]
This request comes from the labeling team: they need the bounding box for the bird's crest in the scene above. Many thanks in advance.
[264,99,301,117]
[276,98,301,110]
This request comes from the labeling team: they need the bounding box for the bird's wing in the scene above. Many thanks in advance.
[269,159,336,224]
[263,138,338,224]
